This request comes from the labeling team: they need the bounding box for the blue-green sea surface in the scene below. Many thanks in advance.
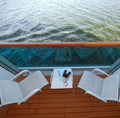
[0,0,120,42]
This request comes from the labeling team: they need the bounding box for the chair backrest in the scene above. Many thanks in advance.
[0,80,22,107]
[18,71,49,104]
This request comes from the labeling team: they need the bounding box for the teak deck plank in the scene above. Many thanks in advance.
[0,76,120,118]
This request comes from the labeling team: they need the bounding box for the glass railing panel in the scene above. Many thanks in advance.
[0,47,120,67]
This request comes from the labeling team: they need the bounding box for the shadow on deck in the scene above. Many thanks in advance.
[0,76,120,118]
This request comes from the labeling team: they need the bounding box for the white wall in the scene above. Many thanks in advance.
[114,68,120,75]
[0,66,15,80]
[113,68,120,90]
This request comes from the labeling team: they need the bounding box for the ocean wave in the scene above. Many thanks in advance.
[0,0,120,42]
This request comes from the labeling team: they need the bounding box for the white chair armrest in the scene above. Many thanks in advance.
[11,70,32,81]
[92,68,109,76]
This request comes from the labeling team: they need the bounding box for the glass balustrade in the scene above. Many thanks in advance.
[0,47,120,68]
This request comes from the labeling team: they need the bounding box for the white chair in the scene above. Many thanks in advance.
[77,68,119,102]
[0,71,49,107]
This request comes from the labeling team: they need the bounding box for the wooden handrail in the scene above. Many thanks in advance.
[0,42,120,47]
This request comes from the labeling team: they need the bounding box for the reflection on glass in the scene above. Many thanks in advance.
[0,47,120,67]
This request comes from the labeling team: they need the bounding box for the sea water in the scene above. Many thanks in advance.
[0,0,120,42]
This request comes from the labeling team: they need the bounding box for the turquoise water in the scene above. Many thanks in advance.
[0,0,120,42]
[0,47,120,67]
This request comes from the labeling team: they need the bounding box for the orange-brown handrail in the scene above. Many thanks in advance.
[0,42,120,47]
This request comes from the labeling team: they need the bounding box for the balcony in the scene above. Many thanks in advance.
[0,42,120,118]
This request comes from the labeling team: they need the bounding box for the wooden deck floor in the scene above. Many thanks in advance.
[0,76,120,118]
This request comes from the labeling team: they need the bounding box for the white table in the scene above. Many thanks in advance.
[51,68,73,89]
